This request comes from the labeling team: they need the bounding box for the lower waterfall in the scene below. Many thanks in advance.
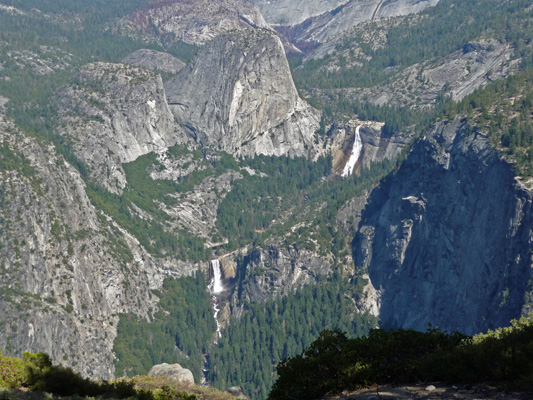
[209,259,224,340]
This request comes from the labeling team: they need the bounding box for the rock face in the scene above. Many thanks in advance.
[125,0,271,46]
[148,363,195,384]
[328,120,412,176]
[56,62,189,193]
[353,120,533,335]
[165,29,321,159]
[122,49,186,74]
[329,39,518,109]
[249,0,350,26]
[0,114,190,379]
[357,124,411,167]
[159,169,243,240]
[231,246,331,309]
[289,0,441,45]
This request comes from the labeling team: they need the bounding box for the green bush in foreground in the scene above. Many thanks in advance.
[269,328,465,400]
[422,316,533,386]
[0,351,211,400]
[0,352,29,389]
[269,316,533,400]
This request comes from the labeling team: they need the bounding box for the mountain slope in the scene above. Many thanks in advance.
[56,62,189,193]
[165,29,322,158]
[0,110,177,379]
[354,119,533,334]
[285,0,440,46]
[1,1,533,399]
[249,0,349,26]
[122,0,272,46]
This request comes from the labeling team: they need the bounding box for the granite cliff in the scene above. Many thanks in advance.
[279,0,441,47]
[0,111,193,379]
[122,49,186,75]
[353,120,533,335]
[123,0,271,47]
[165,29,322,159]
[328,120,412,176]
[230,245,332,310]
[249,0,350,26]
[1,0,532,394]
[312,38,518,110]
[56,62,189,193]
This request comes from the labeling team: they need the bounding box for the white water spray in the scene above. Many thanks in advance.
[210,259,224,294]
[209,259,224,339]
[341,125,362,177]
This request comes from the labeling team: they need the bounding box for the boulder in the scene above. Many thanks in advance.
[147,363,194,385]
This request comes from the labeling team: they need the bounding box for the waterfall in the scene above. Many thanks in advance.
[210,259,224,294]
[341,125,363,177]
[209,259,224,340]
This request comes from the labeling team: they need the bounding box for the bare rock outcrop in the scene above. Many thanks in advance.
[327,39,518,109]
[56,62,189,193]
[0,116,190,379]
[148,363,195,384]
[165,29,322,159]
[160,170,243,239]
[249,0,350,26]
[230,245,331,311]
[328,120,412,176]
[226,386,249,399]
[288,0,440,45]
[352,119,533,335]
[122,49,186,74]
[124,0,271,46]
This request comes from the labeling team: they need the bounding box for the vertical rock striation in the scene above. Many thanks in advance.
[165,29,322,159]
[353,120,533,335]
[288,0,441,45]
[0,114,195,379]
[249,0,350,26]
[56,62,189,193]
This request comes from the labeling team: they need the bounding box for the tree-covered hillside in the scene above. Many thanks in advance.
[207,270,376,400]
[440,67,533,176]
[291,0,533,90]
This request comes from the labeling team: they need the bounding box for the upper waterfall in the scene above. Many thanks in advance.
[342,125,362,177]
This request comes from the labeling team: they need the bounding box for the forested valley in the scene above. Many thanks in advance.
[1,0,533,400]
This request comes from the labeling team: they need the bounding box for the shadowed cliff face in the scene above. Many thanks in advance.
[353,120,533,335]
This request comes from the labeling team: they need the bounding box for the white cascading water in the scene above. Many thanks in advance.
[209,259,224,339]
[341,125,363,177]
[211,259,224,294]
